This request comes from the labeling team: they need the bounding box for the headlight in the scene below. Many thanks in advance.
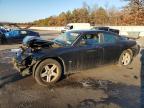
[15,46,32,62]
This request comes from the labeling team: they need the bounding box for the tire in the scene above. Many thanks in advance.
[34,59,62,86]
[118,50,133,66]
[0,35,6,44]
[0,38,2,44]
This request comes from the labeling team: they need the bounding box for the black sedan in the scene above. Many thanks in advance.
[13,30,140,86]
[0,29,40,44]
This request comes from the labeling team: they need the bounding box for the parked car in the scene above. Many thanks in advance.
[0,28,8,34]
[92,26,120,35]
[13,30,140,86]
[0,29,40,44]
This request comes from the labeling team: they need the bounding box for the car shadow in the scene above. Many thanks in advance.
[141,49,144,108]
[0,72,29,88]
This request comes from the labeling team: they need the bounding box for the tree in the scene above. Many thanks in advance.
[122,0,144,25]
[93,7,109,25]
[108,7,121,25]
[33,1,144,26]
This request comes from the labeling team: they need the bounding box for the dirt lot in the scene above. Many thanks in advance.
[0,30,142,108]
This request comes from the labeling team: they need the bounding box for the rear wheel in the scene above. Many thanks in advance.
[34,59,62,86]
[119,50,133,66]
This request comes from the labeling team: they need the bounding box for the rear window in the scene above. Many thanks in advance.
[103,33,117,43]
[20,31,27,34]
[28,31,39,36]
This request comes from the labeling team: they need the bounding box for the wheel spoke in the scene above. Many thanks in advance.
[46,75,51,82]
[41,71,47,77]
[45,65,50,71]
[122,57,125,61]
[51,71,57,76]
[50,65,57,71]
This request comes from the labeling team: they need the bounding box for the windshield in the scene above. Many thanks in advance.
[53,32,80,46]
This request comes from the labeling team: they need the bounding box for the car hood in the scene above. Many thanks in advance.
[5,32,10,37]
[23,36,54,48]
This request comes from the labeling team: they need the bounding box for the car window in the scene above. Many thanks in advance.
[28,31,35,36]
[12,30,19,36]
[54,32,80,46]
[79,33,100,46]
[103,33,117,43]
[20,31,27,35]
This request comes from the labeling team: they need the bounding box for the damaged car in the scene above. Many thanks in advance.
[13,30,140,86]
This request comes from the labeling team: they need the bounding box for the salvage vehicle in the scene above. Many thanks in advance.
[13,30,140,86]
[0,29,40,44]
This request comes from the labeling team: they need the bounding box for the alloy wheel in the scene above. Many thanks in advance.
[121,52,131,65]
[40,64,59,82]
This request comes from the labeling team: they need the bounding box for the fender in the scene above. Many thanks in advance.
[32,56,66,78]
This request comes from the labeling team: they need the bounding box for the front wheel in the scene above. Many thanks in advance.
[34,59,62,86]
[0,38,2,44]
[0,37,4,44]
[0,36,7,44]
[118,50,133,66]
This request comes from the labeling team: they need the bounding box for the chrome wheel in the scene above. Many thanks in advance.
[40,64,59,82]
[121,52,131,65]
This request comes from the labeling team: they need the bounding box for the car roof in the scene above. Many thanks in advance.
[68,29,118,35]
[10,29,34,32]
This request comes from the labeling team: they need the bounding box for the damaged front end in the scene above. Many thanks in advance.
[13,36,54,76]
[13,47,36,76]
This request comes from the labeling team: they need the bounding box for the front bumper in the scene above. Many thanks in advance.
[13,48,36,76]
[13,56,34,76]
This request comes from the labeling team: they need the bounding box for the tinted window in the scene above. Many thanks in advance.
[11,30,19,37]
[103,33,116,43]
[28,31,36,36]
[20,30,27,35]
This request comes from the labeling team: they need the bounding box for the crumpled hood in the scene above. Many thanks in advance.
[23,36,54,48]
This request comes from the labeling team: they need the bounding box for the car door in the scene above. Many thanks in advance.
[101,32,122,64]
[60,32,103,72]
[6,30,20,43]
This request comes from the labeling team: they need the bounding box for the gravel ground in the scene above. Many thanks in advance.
[0,30,142,108]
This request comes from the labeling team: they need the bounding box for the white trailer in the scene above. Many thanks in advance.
[61,23,91,33]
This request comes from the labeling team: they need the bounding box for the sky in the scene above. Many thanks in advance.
[0,0,128,23]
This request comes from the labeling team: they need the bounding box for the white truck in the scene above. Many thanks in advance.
[61,23,91,33]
